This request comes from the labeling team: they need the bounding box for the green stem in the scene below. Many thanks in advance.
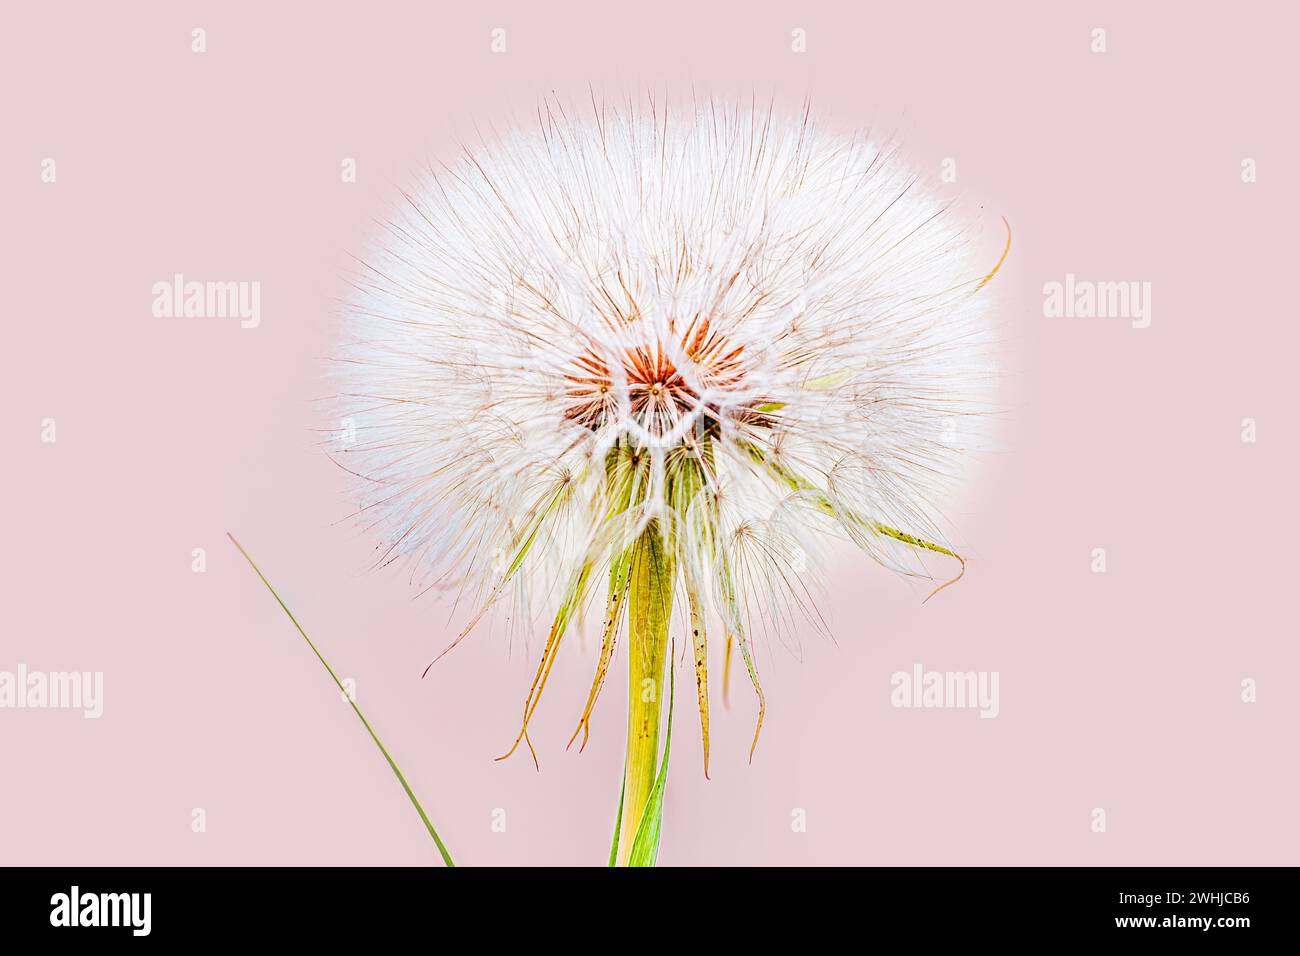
[615,523,674,866]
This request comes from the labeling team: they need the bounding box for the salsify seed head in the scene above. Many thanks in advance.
[336,97,1001,759]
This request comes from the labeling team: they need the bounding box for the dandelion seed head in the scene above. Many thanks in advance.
[337,97,998,642]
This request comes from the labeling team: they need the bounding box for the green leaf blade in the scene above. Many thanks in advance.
[228,532,456,867]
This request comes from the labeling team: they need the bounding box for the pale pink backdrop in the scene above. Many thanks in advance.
[2,1,1296,866]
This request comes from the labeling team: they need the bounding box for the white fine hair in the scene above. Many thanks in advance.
[336,96,1001,656]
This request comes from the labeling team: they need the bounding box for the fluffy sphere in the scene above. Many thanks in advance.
[337,99,998,652]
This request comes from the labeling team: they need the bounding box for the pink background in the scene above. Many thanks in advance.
[3,1,1296,866]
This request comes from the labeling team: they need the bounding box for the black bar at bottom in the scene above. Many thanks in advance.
[0,866,1285,942]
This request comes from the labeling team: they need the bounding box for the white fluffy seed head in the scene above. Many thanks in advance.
[336,98,998,641]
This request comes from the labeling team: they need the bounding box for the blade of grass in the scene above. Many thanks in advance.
[228,532,455,867]
[608,768,626,867]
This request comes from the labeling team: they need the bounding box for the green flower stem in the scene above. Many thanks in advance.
[615,523,674,866]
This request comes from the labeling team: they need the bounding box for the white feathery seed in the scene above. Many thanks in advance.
[335,97,1001,755]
